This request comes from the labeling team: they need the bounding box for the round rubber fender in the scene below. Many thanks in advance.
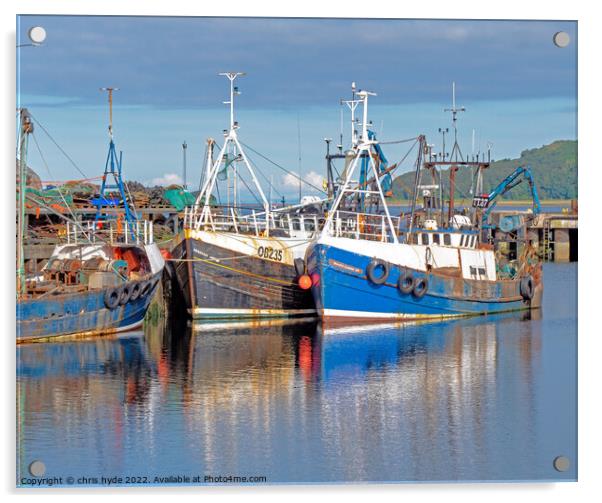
[104,287,121,310]
[119,283,133,305]
[520,275,534,300]
[398,269,415,294]
[366,259,389,285]
[129,281,142,302]
[412,277,429,298]
[294,257,306,277]
[139,280,152,298]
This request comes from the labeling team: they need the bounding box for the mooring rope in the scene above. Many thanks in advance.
[166,256,294,286]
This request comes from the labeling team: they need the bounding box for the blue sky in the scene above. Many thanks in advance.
[16,16,577,200]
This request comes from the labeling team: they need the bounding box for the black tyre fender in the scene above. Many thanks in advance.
[119,283,133,305]
[366,259,390,285]
[104,287,121,310]
[398,269,415,294]
[520,275,534,300]
[129,281,142,301]
[294,257,306,277]
[413,277,429,298]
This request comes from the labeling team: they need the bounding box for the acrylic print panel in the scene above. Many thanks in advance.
[16,15,577,487]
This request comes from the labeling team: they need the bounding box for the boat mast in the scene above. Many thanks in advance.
[96,87,136,238]
[444,82,465,223]
[322,89,399,244]
[340,82,361,148]
[17,108,34,299]
[195,72,270,233]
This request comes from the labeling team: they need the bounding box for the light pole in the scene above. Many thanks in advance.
[182,141,187,189]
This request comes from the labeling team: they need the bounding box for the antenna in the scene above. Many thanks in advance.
[100,87,119,138]
[219,72,245,131]
[444,81,465,131]
[297,112,302,203]
[357,89,377,142]
[438,127,449,160]
[338,107,344,152]
[444,82,466,161]
[341,82,362,147]
[471,129,475,157]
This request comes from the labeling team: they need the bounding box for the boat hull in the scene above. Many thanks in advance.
[306,241,543,322]
[16,271,162,343]
[171,233,315,320]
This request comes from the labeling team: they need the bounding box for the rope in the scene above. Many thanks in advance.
[27,112,88,179]
[166,256,293,286]
[192,227,313,255]
[236,170,263,206]
[240,141,327,194]
[379,136,420,145]
[30,132,94,243]
[245,150,284,199]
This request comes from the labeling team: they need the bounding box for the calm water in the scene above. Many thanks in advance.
[17,263,577,485]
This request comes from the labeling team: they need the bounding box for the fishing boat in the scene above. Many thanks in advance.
[16,92,164,342]
[171,72,321,320]
[305,86,543,322]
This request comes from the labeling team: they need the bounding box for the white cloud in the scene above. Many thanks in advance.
[305,171,324,188]
[149,173,183,186]
[282,170,324,191]
[282,171,300,188]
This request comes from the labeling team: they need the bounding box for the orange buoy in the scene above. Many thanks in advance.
[160,249,172,260]
[298,274,312,290]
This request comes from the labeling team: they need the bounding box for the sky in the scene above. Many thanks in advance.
[16,16,577,201]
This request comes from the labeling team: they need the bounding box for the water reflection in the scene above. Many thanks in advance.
[17,265,576,484]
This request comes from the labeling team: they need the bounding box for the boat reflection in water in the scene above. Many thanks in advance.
[17,304,575,484]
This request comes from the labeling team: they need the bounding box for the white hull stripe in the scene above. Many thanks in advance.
[192,316,317,332]
[190,307,316,318]
[17,319,143,343]
[321,308,467,320]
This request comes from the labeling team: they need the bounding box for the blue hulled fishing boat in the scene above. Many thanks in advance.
[305,86,543,322]
[16,92,164,342]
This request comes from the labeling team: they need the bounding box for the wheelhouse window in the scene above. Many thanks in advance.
[443,234,451,246]
[433,234,441,245]
[304,219,316,231]
[421,233,429,245]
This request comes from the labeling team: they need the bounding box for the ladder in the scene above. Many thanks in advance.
[542,219,553,261]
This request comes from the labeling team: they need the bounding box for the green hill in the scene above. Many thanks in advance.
[391,140,577,201]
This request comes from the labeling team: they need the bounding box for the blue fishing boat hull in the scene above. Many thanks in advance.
[306,242,542,321]
[16,272,162,342]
